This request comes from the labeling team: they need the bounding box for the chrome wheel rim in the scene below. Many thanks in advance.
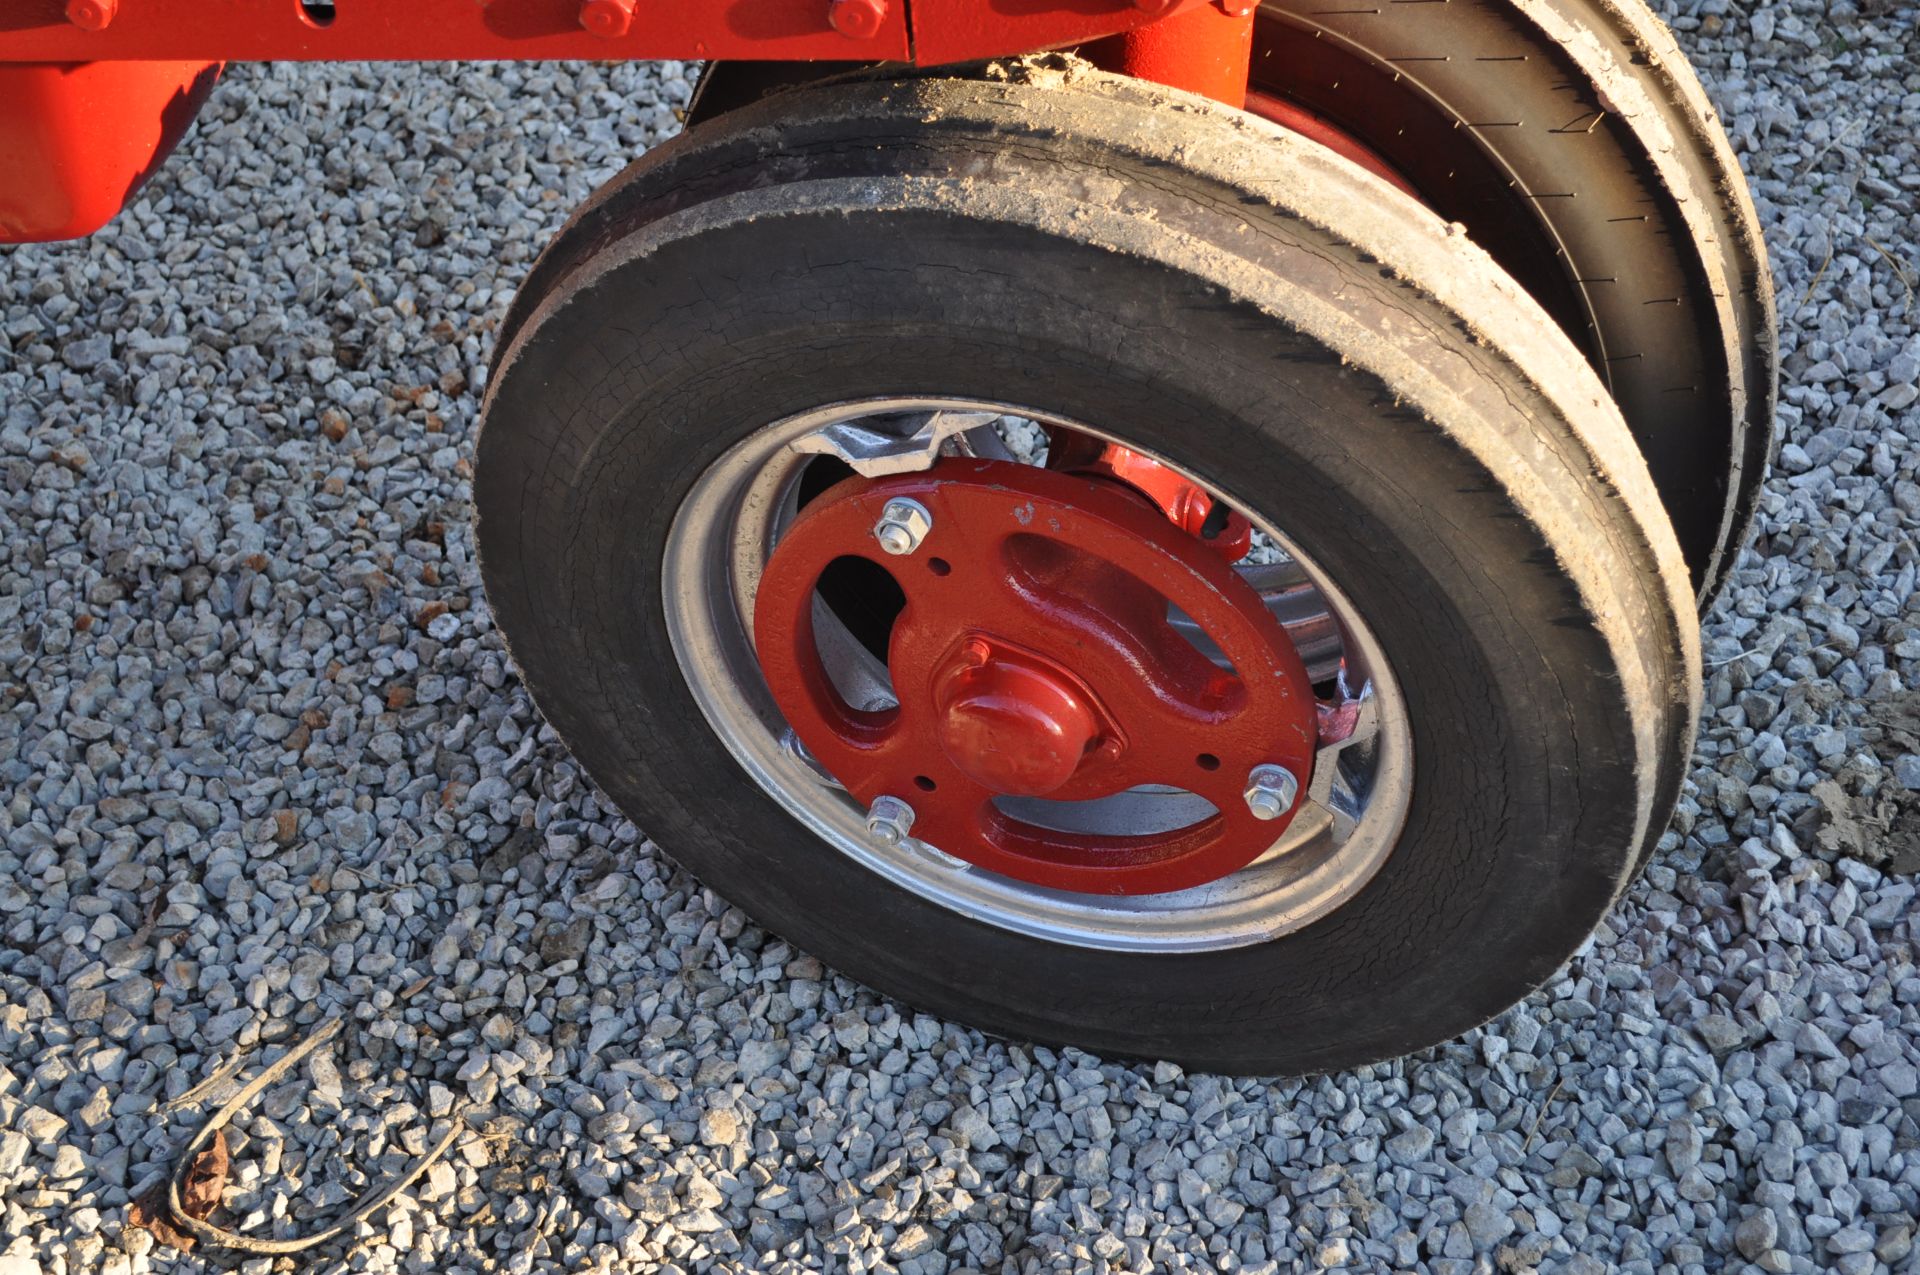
[663,398,1413,953]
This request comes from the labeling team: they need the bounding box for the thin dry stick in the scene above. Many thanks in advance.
[1799,242,1835,311]
[161,1017,467,1255]
[1522,1077,1566,1153]
[1864,234,1916,309]
[160,1049,253,1114]
[1793,116,1866,182]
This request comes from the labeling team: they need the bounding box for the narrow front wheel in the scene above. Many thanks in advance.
[477,63,1699,1073]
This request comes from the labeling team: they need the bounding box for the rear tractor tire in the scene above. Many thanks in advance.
[686,0,1778,611]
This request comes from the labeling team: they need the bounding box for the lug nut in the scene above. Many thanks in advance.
[873,498,932,556]
[1243,764,1299,821]
[866,795,916,846]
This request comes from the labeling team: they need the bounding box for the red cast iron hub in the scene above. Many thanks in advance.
[1045,432,1253,561]
[753,458,1317,896]
[932,636,1114,797]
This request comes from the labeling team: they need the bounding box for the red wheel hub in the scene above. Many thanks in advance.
[753,458,1317,895]
[1045,431,1254,561]
[933,637,1107,797]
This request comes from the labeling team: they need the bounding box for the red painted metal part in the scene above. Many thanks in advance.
[64,0,117,33]
[1244,88,1421,200]
[1084,0,1254,107]
[0,0,1221,243]
[1046,431,1252,561]
[932,635,1112,797]
[0,59,219,242]
[0,0,909,61]
[828,0,889,41]
[906,0,1213,64]
[0,0,1357,244]
[754,459,1316,896]
[578,0,637,40]
[0,0,1230,63]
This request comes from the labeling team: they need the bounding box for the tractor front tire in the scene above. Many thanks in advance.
[478,65,1699,1073]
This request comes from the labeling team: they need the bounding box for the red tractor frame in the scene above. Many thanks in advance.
[3,0,1262,243]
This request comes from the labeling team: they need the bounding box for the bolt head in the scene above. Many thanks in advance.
[873,498,932,556]
[65,0,115,30]
[828,0,887,40]
[866,795,916,846]
[579,0,635,38]
[1243,764,1299,821]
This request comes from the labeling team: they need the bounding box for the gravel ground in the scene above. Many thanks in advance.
[2,3,1919,1272]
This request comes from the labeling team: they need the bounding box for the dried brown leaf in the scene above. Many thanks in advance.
[128,1184,197,1252]
[128,1129,229,1253]
[179,1127,230,1219]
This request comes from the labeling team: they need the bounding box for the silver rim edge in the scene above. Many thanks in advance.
[662,398,1414,954]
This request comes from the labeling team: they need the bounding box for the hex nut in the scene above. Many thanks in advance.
[866,795,917,845]
[1243,764,1300,821]
[874,498,932,556]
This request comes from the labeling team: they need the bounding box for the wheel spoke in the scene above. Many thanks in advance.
[811,595,898,712]
[1171,558,1344,684]
[788,409,1001,477]
[1316,677,1379,751]
[779,727,843,789]
[1308,675,1380,847]
[1303,775,1363,847]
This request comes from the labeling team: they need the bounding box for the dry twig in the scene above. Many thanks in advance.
[159,1049,252,1114]
[144,1017,466,1256]
[1522,1077,1566,1153]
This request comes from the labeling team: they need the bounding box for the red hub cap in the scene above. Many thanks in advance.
[753,458,1317,896]
[933,636,1106,796]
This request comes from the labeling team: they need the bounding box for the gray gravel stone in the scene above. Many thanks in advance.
[1738,1210,1781,1261]
[0,9,1917,1273]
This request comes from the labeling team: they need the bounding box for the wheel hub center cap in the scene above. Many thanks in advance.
[933,637,1106,797]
